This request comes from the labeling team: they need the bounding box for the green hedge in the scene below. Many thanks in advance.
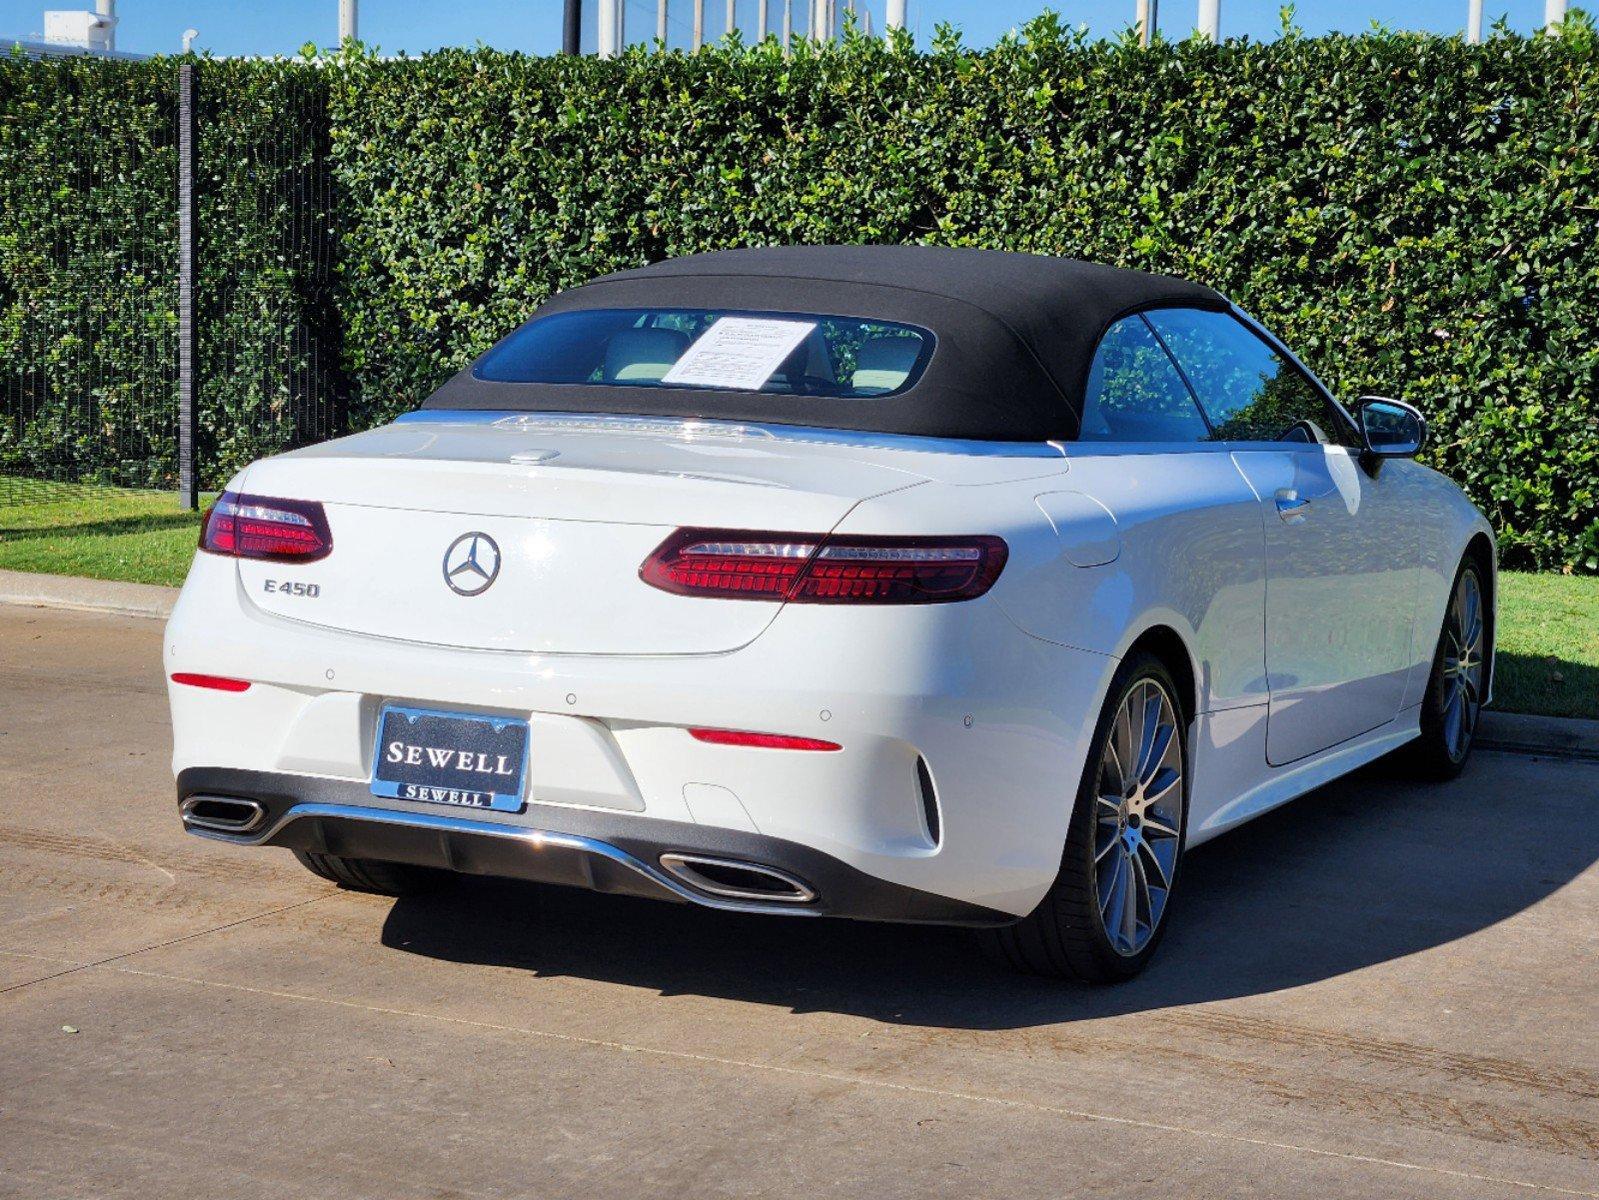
[4,19,1597,568]
[0,54,337,488]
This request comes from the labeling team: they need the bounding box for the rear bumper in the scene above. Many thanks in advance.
[167,551,1116,918]
[177,767,1013,925]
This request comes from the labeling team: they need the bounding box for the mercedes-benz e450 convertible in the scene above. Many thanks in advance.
[168,246,1494,981]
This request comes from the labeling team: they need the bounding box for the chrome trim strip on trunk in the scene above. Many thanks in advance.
[392,409,1067,459]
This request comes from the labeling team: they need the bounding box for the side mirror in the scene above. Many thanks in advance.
[1356,396,1426,459]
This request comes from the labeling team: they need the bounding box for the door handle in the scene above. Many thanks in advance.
[1274,490,1311,522]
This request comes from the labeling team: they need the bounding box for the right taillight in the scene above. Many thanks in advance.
[640,528,1007,604]
[200,491,332,562]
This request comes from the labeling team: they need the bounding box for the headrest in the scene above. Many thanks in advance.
[851,335,921,393]
[603,327,690,383]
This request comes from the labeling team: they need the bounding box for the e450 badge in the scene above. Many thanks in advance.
[263,579,321,598]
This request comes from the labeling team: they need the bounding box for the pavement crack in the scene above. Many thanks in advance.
[0,895,330,997]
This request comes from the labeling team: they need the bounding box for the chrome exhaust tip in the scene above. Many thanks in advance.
[658,853,817,904]
[180,795,268,834]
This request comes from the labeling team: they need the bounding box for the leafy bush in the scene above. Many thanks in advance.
[3,18,1596,569]
[0,53,338,488]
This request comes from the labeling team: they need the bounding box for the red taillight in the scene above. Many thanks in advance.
[200,491,332,562]
[170,672,252,692]
[641,529,1007,604]
[689,728,842,751]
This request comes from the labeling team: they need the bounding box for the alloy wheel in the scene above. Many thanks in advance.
[1442,568,1485,761]
[1093,678,1183,956]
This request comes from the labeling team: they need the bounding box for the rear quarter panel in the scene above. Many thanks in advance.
[841,444,1271,716]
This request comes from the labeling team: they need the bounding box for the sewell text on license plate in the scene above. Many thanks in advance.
[371,705,529,813]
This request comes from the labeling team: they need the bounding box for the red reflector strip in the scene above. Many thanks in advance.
[170,672,252,692]
[689,728,842,751]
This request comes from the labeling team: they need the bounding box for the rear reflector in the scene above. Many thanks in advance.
[689,728,842,751]
[170,672,252,692]
[642,529,1007,604]
[200,491,332,562]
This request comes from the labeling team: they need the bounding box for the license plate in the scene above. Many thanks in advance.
[371,705,529,813]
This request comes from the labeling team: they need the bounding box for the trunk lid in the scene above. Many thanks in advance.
[233,416,934,655]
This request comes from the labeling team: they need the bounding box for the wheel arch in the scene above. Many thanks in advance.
[1461,529,1498,703]
[1122,623,1200,729]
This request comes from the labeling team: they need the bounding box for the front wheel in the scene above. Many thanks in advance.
[1405,558,1489,780]
[979,650,1188,982]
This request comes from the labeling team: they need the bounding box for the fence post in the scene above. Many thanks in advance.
[177,62,199,511]
[563,0,581,53]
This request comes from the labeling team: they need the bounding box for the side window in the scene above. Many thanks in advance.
[1143,308,1354,446]
[1078,315,1211,443]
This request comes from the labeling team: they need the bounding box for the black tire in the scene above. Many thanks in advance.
[1404,557,1490,781]
[292,849,440,896]
[978,650,1189,983]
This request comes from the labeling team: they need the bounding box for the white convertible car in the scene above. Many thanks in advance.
[167,246,1493,981]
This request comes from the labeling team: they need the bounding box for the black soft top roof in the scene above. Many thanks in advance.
[424,245,1227,441]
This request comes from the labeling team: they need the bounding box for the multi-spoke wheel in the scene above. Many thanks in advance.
[1093,679,1184,957]
[1407,557,1491,780]
[978,650,1189,982]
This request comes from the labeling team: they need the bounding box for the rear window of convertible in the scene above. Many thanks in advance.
[473,308,935,399]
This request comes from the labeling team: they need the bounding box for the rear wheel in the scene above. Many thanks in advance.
[292,849,439,896]
[979,650,1188,982]
[1405,558,1489,780]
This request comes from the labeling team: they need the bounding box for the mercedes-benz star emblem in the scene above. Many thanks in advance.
[442,532,502,597]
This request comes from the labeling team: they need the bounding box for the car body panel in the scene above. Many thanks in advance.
[1228,443,1420,765]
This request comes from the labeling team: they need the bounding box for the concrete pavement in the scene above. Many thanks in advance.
[1,605,1596,1198]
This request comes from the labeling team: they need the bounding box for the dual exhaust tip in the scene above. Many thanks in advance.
[658,853,817,905]
[180,795,267,834]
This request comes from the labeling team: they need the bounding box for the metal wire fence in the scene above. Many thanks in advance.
[0,57,343,509]
[0,61,177,504]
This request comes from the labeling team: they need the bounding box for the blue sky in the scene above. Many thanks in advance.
[1,0,1568,58]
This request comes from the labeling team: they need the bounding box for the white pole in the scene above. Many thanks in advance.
[758,0,767,39]
[338,0,357,44]
[598,0,616,55]
[93,0,116,52]
[727,0,736,39]
[693,0,704,47]
[1197,0,1218,40]
[783,0,792,48]
[1466,0,1482,42]
[886,0,906,33]
[1545,0,1566,33]
[659,0,669,44]
[617,0,626,48]
[1136,0,1150,46]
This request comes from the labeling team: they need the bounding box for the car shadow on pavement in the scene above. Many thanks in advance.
[379,751,1597,1028]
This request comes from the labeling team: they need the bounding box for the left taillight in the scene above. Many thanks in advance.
[200,491,332,562]
[640,528,1008,604]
